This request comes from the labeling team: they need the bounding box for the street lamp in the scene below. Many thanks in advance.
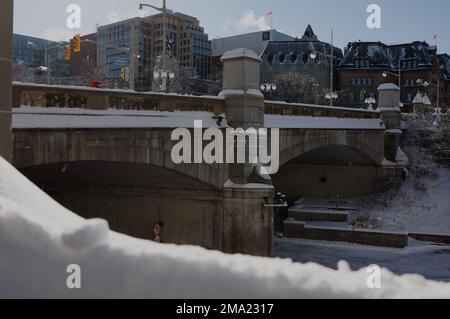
[325,92,338,99]
[153,68,175,92]
[309,29,335,106]
[260,83,277,92]
[365,97,376,110]
[382,57,407,103]
[311,82,320,104]
[139,1,169,92]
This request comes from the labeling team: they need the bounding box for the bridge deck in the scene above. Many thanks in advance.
[12,106,385,130]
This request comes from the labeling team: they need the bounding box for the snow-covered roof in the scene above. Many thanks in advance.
[378,83,400,91]
[221,48,261,62]
[339,41,439,70]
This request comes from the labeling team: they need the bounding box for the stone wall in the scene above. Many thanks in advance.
[13,82,381,119]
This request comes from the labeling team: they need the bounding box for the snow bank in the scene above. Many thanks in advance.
[1,157,450,298]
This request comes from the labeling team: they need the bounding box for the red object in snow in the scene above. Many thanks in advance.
[154,223,162,243]
[90,80,102,88]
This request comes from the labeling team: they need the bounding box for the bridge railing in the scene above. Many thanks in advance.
[13,82,380,119]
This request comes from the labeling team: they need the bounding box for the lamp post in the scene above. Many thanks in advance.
[41,42,65,84]
[139,1,169,91]
[153,69,175,92]
[325,92,338,105]
[310,29,334,106]
[312,82,320,105]
[365,97,377,110]
[260,83,277,99]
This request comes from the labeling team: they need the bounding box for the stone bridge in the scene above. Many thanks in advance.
[8,49,406,257]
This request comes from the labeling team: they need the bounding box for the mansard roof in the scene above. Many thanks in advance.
[262,40,343,60]
[339,41,439,70]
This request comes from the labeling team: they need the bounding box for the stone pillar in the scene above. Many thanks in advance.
[377,83,403,163]
[222,184,274,257]
[0,0,13,162]
[219,49,274,257]
[220,48,265,184]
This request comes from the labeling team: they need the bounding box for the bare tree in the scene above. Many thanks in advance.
[270,72,327,104]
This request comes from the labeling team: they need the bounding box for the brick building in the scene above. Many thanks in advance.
[337,41,450,111]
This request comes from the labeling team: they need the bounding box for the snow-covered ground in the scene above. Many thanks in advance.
[276,238,450,282]
[2,156,450,298]
[12,106,385,130]
[364,167,450,233]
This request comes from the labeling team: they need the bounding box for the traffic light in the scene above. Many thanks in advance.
[73,34,81,53]
[121,68,128,80]
[64,45,71,61]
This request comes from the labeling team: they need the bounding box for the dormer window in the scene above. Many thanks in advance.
[291,53,297,63]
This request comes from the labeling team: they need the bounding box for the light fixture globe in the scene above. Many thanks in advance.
[310,52,317,60]
[153,70,160,79]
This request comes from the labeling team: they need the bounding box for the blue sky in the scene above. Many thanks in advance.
[13,0,450,53]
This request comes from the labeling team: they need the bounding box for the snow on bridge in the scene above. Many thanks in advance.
[12,106,385,130]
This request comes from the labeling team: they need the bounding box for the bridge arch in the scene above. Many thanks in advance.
[19,160,224,248]
[273,129,386,200]
[13,129,229,189]
[278,129,385,168]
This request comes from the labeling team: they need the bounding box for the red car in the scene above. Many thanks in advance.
[90,80,102,88]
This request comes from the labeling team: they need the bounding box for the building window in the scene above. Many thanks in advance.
[359,91,365,101]
[352,78,357,86]
[407,93,412,102]
[357,78,362,86]
[262,32,270,41]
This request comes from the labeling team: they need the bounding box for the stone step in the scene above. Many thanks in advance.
[284,219,408,249]
[288,208,349,222]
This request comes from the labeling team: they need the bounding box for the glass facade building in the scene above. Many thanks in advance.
[13,33,70,79]
[98,18,153,91]
[97,12,211,92]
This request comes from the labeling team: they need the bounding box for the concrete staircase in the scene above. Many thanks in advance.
[288,208,349,222]
[283,198,409,248]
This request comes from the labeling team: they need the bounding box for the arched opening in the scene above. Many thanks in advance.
[273,145,382,201]
[20,161,223,248]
